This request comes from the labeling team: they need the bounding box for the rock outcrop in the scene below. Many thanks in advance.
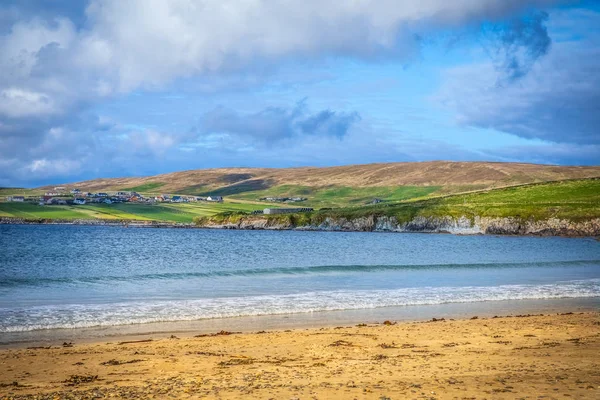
[198,215,600,237]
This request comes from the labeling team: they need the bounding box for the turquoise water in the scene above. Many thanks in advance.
[0,225,599,332]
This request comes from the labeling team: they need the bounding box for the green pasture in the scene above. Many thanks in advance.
[0,200,267,223]
[228,184,441,208]
[317,178,600,223]
[200,178,600,226]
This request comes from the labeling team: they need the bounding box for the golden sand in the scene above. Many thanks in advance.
[1,312,599,399]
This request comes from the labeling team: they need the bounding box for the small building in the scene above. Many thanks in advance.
[172,195,183,203]
[54,186,66,191]
[7,196,24,202]
[103,199,113,204]
[71,188,81,194]
[73,198,86,205]
[263,207,313,215]
[207,196,223,203]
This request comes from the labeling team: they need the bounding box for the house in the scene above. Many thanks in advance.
[207,196,223,202]
[45,191,60,196]
[73,198,86,205]
[172,195,183,203]
[263,207,313,214]
[54,186,66,191]
[71,188,81,194]
[97,193,108,197]
[7,196,24,202]
[103,199,113,204]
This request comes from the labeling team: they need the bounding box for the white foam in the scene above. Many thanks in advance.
[1,279,599,332]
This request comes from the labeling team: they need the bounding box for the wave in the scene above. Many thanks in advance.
[2,259,599,288]
[1,279,599,332]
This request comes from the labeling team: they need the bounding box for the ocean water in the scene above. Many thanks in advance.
[0,225,599,333]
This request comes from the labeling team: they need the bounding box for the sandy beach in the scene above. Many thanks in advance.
[0,312,598,399]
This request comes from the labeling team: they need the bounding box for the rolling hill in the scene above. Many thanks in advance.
[47,161,600,198]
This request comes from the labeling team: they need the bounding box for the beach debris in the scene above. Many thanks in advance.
[372,354,388,360]
[62,341,74,347]
[0,381,21,388]
[169,335,179,339]
[26,345,52,350]
[100,359,145,366]
[356,323,367,327]
[329,340,353,347]
[442,342,460,348]
[379,342,397,349]
[470,316,479,320]
[218,358,254,366]
[195,330,240,337]
[63,374,98,386]
[382,320,396,326]
[73,362,84,366]
[117,339,153,345]
[429,317,445,322]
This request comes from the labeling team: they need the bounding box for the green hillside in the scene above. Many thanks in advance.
[0,201,266,223]
[200,178,600,226]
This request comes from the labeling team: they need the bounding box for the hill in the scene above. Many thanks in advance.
[197,178,600,236]
[45,162,600,206]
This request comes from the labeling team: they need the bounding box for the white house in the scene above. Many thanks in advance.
[7,196,24,202]
[207,196,223,202]
[73,198,86,205]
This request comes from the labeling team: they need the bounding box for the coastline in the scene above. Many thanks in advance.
[2,297,598,348]
[1,310,598,399]
[2,216,600,237]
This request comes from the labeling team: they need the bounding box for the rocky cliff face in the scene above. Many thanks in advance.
[199,215,600,237]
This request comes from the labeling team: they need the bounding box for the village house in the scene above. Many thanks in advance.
[73,198,86,205]
[206,196,223,202]
[263,207,313,214]
[7,196,24,202]
[71,188,81,194]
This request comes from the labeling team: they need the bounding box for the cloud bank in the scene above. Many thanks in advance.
[3,0,594,187]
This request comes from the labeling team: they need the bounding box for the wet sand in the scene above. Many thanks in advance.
[1,312,599,399]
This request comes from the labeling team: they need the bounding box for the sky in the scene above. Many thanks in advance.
[0,0,599,187]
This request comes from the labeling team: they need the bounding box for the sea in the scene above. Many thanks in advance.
[1,225,599,342]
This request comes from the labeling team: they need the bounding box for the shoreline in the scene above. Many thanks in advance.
[1,310,598,399]
[2,297,598,349]
[2,217,600,237]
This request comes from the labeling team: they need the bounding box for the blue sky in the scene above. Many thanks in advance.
[0,0,598,187]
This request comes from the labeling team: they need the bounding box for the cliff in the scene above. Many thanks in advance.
[195,214,600,237]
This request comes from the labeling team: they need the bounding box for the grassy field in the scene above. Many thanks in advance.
[226,185,441,208]
[119,182,166,193]
[0,201,266,223]
[2,179,599,224]
[201,178,600,225]
[319,178,600,222]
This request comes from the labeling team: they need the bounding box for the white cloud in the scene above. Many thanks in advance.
[437,36,600,145]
